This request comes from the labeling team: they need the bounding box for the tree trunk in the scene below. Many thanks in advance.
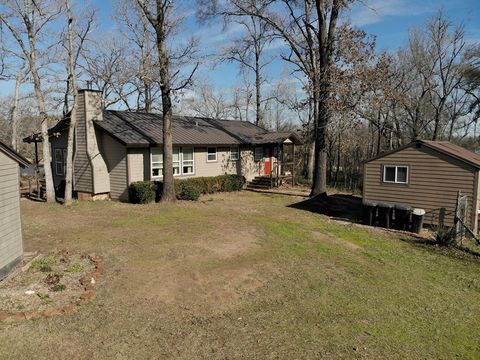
[307,139,314,181]
[29,40,55,202]
[310,91,328,198]
[157,33,175,202]
[255,49,262,127]
[10,67,26,151]
[64,0,77,207]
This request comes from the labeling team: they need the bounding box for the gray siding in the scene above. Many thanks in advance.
[143,146,242,181]
[0,152,23,279]
[192,147,238,178]
[74,93,92,192]
[363,145,477,228]
[99,132,128,201]
[127,148,149,184]
[50,129,68,188]
[240,147,263,181]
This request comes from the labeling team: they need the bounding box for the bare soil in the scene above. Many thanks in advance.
[0,252,95,313]
[0,192,479,359]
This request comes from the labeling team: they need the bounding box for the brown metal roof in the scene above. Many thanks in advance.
[252,131,303,145]
[96,111,241,146]
[421,140,480,168]
[42,109,302,147]
[364,140,480,169]
[203,118,268,143]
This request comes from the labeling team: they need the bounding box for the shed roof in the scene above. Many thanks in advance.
[364,140,480,169]
[0,141,30,167]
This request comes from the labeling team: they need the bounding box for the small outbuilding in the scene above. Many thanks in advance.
[363,140,480,232]
[0,141,30,280]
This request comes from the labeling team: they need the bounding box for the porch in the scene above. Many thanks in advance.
[246,132,303,190]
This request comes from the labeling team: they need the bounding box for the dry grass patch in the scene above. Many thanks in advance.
[1,192,479,359]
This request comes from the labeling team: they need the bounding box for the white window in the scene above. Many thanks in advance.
[207,147,217,162]
[383,165,408,184]
[230,146,239,161]
[151,148,163,177]
[54,148,65,176]
[172,147,180,175]
[151,147,195,177]
[182,147,194,175]
[254,147,263,162]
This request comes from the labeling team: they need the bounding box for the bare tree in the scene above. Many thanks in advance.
[205,0,349,197]
[115,1,161,112]
[81,35,134,108]
[63,0,95,206]
[220,15,273,126]
[427,12,466,140]
[461,45,480,121]
[135,0,199,202]
[183,79,232,119]
[0,0,62,202]
[10,63,29,150]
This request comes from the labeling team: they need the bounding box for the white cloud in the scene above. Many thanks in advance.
[349,0,433,27]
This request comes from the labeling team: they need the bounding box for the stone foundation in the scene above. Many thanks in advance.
[77,192,110,201]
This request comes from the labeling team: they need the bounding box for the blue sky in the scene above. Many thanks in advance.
[1,0,479,102]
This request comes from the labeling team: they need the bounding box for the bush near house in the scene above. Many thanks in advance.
[129,181,157,204]
[129,175,245,204]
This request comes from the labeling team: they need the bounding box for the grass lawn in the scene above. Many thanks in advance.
[1,191,480,359]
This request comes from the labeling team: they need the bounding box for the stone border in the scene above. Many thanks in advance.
[0,253,103,324]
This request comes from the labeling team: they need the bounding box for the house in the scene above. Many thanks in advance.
[48,89,302,201]
[363,140,480,232]
[0,141,30,280]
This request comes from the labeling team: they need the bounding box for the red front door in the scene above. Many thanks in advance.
[264,148,271,175]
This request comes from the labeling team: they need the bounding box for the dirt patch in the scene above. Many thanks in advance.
[0,251,98,315]
[312,231,361,251]
[200,228,261,259]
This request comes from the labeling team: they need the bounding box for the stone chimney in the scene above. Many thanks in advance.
[74,89,110,200]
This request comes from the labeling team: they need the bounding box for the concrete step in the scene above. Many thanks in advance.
[250,180,272,185]
[246,184,272,190]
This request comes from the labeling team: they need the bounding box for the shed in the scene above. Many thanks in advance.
[363,140,480,232]
[0,141,30,279]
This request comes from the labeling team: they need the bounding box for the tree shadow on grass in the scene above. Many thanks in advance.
[288,194,480,261]
[287,194,363,223]
[398,234,480,259]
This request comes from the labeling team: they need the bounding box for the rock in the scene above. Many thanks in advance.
[84,284,96,291]
[24,311,41,320]
[79,275,91,286]
[88,254,102,264]
[0,311,10,322]
[42,307,62,317]
[77,299,88,306]
[13,312,26,321]
[63,305,75,314]
[80,292,95,300]
[25,290,35,295]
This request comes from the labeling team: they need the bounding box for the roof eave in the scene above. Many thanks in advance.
[0,142,31,167]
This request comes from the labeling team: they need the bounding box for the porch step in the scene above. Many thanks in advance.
[246,183,272,190]
[247,176,277,190]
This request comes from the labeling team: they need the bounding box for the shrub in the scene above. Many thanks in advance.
[51,284,66,292]
[131,174,245,203]
[65,263,83,273]
[435,226,457,247]
[178,184,201,201]
[129,181,156,204]
[31,256,55,273]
